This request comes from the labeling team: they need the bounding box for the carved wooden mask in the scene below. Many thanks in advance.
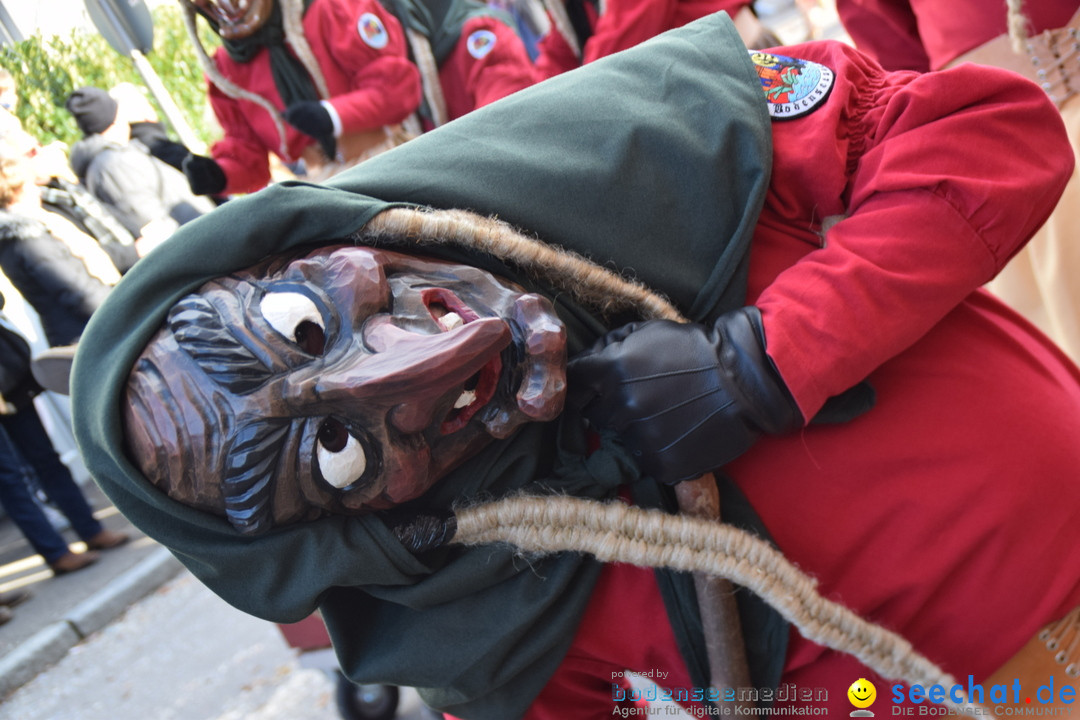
[124,245,567,534]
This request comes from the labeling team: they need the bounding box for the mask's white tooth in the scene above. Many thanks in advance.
[454,389,476,409]
[441,312,463,330]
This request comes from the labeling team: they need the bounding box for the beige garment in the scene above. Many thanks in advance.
[986,94,1080,366]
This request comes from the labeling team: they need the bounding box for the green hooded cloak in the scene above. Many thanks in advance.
[72,13,778,718]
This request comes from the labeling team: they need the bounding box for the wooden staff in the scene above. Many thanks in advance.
[675,474,754,711]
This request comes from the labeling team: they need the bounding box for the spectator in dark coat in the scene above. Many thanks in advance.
[0,135,111,347]
[65,87,213,257]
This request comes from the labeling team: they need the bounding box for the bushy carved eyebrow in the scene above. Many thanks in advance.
[222,419,289,535]
[168,295,271,394]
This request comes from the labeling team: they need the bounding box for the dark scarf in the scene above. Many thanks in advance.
[213,0,322,107]
[72,15,778,719]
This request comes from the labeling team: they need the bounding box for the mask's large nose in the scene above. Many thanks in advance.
[304,317,511,434]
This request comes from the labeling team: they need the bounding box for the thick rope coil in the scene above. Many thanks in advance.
[364,209,749,695]
[182,5,291,159]
[362,207,683,322]
[453,495,985,710]
[365,207,989,708]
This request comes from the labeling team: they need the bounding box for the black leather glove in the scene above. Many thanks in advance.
[149,138,193,171]
[284,101,337,161]
[181,154,227,196]
[567,307,803,485]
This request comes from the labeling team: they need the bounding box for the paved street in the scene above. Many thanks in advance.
[1,570,436,720]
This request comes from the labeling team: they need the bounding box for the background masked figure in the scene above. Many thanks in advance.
[73,14,1080,720]
[178,0,423,195]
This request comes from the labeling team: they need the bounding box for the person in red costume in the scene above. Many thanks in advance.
[71,15,1080,719]
[179,0,423,195]
[532,0,779,78]
[532,41,1080,719]
[381,0,541,130]
[832,0,1080,367]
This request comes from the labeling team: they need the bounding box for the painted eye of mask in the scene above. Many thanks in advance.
[260,291,372,488]
[260,291,326,355]
[317,418,370,489]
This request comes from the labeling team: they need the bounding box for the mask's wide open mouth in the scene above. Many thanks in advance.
[422,288,504,435]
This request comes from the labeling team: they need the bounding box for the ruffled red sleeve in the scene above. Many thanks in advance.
[752,42,1073,418]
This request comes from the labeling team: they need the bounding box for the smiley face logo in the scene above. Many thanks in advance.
[848,678,877,709]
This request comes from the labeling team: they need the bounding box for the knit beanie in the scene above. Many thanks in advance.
[65,87,118,136]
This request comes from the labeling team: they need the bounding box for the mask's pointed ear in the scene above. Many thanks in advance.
[809,381,876,425]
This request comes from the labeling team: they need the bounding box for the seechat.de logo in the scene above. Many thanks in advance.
[850,678,879,717]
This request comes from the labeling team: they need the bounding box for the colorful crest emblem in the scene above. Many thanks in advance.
[750,51,834,120]
[466,29,497,59]
[358,12,389,49]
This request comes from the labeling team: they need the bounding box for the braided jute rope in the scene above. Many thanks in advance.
[454,495,982,708]
[362,207,684,322]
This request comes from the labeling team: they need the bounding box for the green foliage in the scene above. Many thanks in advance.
[0,4,222,149]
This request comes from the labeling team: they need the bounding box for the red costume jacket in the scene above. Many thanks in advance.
[434,14,540,126]
[207,0,421,194]
[534,0,751,78]
[479,39,1080,719]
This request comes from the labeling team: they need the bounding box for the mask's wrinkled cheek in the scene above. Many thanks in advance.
[251,419,314,528]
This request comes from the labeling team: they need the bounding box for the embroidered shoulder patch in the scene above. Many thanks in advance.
[466,29,497,59]
[750,51,835,120]
[358,12,389,49]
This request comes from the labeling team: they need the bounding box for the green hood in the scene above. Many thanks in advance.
[71,14,773,718]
